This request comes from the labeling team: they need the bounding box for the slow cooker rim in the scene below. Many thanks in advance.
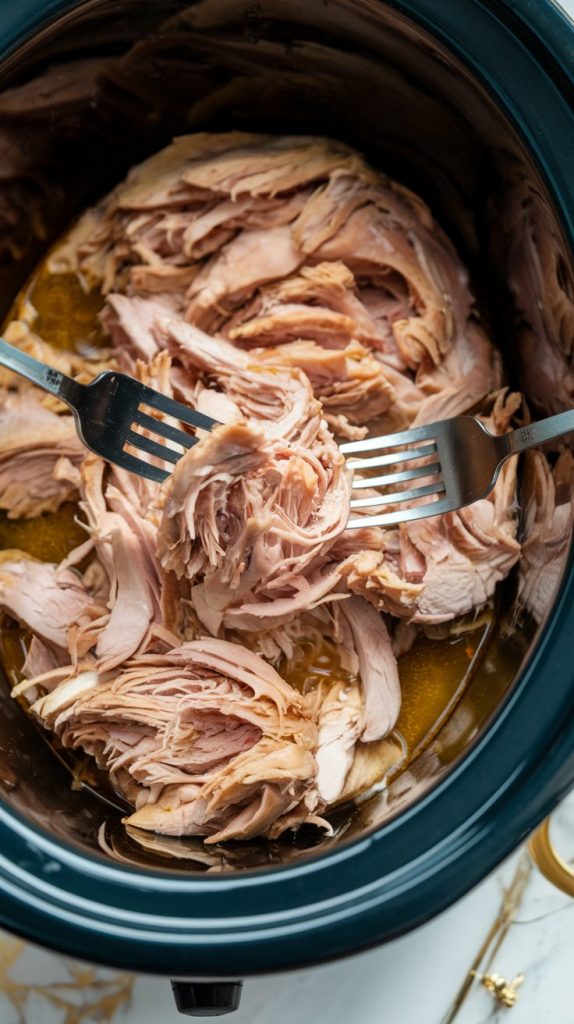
[0,0,573,976]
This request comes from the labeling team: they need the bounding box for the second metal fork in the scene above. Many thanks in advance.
[3,335,572,527]
[341,411,574,528]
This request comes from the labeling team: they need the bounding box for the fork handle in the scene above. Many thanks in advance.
[504,409,574,454]
[0,336,80,404]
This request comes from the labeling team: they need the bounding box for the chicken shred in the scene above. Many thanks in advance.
[0,132,534,842]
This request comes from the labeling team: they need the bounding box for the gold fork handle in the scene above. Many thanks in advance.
[528,816,574,896]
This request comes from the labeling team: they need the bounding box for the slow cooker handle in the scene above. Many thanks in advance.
[170,980,244,1016]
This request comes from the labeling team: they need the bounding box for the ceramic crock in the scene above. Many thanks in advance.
[0,0,573,1015]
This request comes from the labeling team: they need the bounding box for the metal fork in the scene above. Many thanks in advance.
[0,337,218,483]
[340,412,574,529]
[4,337,573,521]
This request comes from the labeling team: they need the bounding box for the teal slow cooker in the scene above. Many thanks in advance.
[0,0,574,1016]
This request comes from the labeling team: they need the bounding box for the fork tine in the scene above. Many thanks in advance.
[340,425,437,455]
[125,429,182,465]
[346,496,455,529]
[350,481,445,509]
[139,387,218,431]
[345,443,437,471]
[111,449,170,484]
[351,462,441,490]
[133,410,197,450]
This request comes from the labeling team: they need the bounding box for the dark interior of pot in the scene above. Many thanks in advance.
[0,0,573,873]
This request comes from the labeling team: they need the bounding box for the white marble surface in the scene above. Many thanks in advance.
[2,2,574,1022]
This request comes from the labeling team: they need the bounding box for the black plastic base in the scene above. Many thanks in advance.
[171,981,243,1017]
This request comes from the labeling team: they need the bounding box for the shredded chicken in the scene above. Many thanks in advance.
[0,389,84,518]
[0,555,101,649]
[519,449,574,623]
[19,639,322,842]
[0,132,538,841]
[53,132,503,434]
[158,415,350,633]
[339,392,522,623]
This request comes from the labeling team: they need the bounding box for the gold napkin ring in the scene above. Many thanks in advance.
[528,816,574,896]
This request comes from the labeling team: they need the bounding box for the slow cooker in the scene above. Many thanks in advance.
[1,0,574,1016]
